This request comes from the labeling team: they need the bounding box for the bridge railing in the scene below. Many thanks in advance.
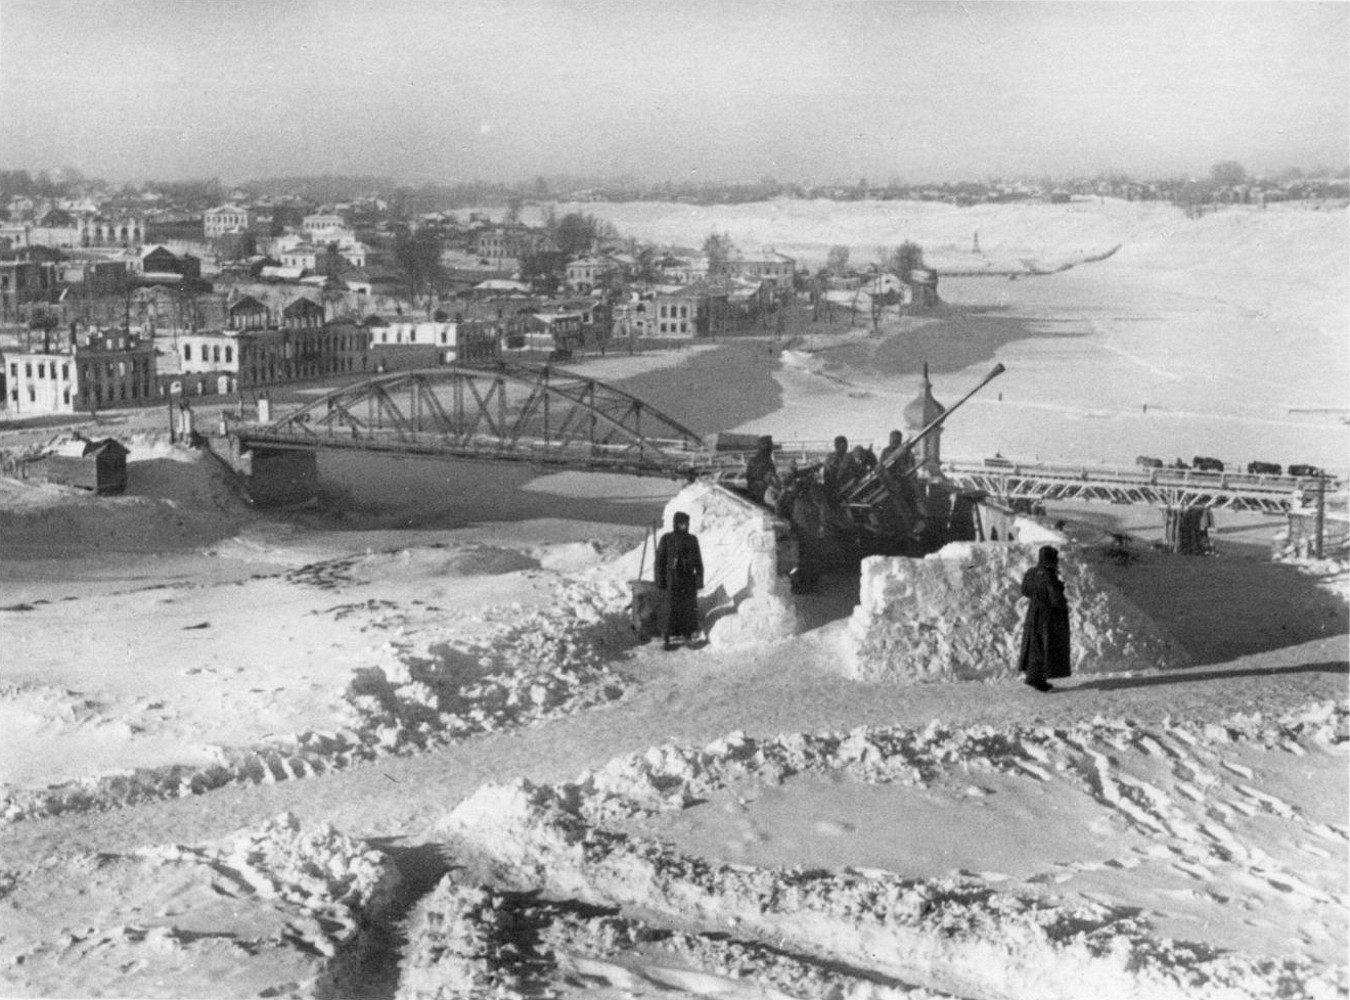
[941,457,1343,492]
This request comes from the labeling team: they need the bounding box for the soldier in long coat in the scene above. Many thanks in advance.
[655,511,704,650]
[1017,545,1071,691]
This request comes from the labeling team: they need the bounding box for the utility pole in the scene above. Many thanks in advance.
[1315,475,1326,559]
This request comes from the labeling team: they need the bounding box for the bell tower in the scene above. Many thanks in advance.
[902,363,947,475]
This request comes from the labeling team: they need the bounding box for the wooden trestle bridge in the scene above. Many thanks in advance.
[229,363,1334,514]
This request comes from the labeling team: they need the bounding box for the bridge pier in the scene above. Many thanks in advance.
[246,448,320,506]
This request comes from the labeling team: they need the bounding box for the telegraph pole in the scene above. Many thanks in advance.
[1315,475,1326,559]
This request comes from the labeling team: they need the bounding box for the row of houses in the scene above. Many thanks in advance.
[556,247,796,294]
[1,244,209,320]
[0,296,515,417]
[2,320,379,414]
[0,205,363,251]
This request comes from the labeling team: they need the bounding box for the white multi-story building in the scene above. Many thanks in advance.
[175,331,241,375]
[3,330,157,415]
[280,245,321,272]
[5,350,78,413]
[204,205,253,238]
[302,213,347,240]
[729,249,795,288]
[364,317,457,348]
[657,255,709,285]
[565,255,619,292]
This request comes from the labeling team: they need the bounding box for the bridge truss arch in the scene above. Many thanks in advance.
[236,362,720,477]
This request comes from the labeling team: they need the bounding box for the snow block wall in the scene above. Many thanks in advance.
[658,482,802,649]
[842,542,1191,682]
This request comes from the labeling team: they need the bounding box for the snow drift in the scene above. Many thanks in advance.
[436,703,1347,1000]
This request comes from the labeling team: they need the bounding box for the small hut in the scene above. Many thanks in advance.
[39,436,130,495]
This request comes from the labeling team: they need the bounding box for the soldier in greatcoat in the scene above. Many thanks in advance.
[655,511,704,650]
[1016,545,1072,691]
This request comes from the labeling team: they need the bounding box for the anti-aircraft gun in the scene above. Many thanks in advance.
[772,364,1006,587]
[841,362,1005,544]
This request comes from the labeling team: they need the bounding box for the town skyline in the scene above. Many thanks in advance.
[2,0,1347,187]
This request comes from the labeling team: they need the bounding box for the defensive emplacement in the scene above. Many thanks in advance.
[632,363,1192,677]
[640,478,1191,682]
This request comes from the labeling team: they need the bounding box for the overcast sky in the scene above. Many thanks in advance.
[1,0,1346,185]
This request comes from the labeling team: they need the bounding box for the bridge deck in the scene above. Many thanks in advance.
[940,459,1340,514]
[233,418,1339,515]
[225,357,1337,516]
[238,424,738,478]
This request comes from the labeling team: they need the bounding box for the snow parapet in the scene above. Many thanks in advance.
[843,542,1191,682]
[640,481,801,649]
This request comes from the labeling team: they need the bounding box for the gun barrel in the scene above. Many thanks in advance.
[902,362,1005,461]
[843,363,1006,500]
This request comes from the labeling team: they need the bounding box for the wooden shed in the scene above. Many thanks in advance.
[40,437,130,495]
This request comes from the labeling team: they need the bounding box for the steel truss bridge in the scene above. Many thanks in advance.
[940,459,1338,514]
[233,362,744,478]
[230,365,1335,514]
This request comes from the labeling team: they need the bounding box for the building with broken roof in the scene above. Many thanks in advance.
[3,328,156,415]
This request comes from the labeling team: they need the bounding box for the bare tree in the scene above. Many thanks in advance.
[882,241,926,279]
[702,231,734,277]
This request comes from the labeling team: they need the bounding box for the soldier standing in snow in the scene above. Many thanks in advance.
[655,511,704,651]
[1016,545,1071,692]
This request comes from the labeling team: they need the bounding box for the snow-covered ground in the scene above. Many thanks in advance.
[0,198,1346,999]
